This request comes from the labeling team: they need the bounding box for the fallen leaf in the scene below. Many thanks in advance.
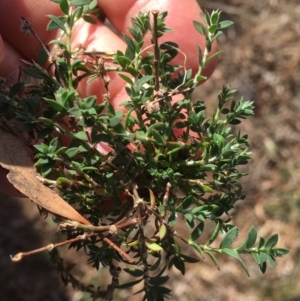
[0,129,91,225]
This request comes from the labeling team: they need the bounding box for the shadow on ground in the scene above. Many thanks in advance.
[0,194,69,301]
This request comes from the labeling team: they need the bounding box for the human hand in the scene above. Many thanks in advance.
[0,0,218,197]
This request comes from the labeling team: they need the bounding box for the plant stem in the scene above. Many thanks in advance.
[151,10,160,92]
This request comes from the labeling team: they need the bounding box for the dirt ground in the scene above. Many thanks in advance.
[1,0,300,300]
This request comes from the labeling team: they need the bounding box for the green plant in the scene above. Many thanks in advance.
[0,1,289,300]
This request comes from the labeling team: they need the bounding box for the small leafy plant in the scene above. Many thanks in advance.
[0,0,289,300]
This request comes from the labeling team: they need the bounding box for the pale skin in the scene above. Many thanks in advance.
[0,0,218,197]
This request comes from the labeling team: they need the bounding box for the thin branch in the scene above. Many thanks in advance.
[151,10,160,91]
[99,233,134,262]
[10,233,97,262]
[20,17,51,57]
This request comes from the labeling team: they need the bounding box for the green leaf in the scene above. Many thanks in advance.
[49,137,59,149]
[68,107,82,116]
[48,39,67,49]
[229,118,241,125]
[47,15,67,32]
[115,52,131,69]
[267,254,276,267]
[23,68,46,79]
[83,15,97,24]
[151,129,165,145]
[210,11,220,24]
[116,278,143,289]
[259,252,269,265]
[259,261,267,274]
[37,118,54,127]
[272,248,289,257]
[123,268,144,277]
[34,144,49,154]
[185,213,195,229]
[197,44,203,66]
[109,116,122,128]
[218,20,234,29]
[83,96,96,109]
[220,226,239,249]
[173,256,185,275]
[205,251,220,270]
[168,212,176,227]
[59,0,69,14]
[89,0,97,10]
[222,248,239,259]
[190,222,204,241]
[71,0,90,5]
[35,157,51,167]
[73,131,88,141]
[56,177,71,186]
[207,221,220,245]
[136,75,153,91]
[200,12,208,24]
[65,147,79,159]
[258,237,265,249]
[238,257,250,277]
[265,234,278,249]
[182,195,193,209]
[40,163,53,177]
[159,224,167,240]
[149,276,169,286]
[119,73,134,85]
[93,133,112,144]
[146,122,164,136]
[252,253,260,265]
[245,226,257,248]
[188,240,204,258]
[72,6,84,23]
[203,50,223,67]
[9,82,25,97]
[145,240,163,252]
[193,20,208,36]
[124,34,136,60]
[106,101,115,115]
[209,24,218,34]
[44,98,67,113]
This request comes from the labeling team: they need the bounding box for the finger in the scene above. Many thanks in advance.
[0,0,61,60]
[0,0,126,104]
[70,17,127,108]
[98,0,218,77]
[0,36,25,81]
[75,0,217,108]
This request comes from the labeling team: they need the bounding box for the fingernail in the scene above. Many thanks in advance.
[0,35,5,64]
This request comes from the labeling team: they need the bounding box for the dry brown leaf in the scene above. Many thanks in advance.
[0,129,91,225]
